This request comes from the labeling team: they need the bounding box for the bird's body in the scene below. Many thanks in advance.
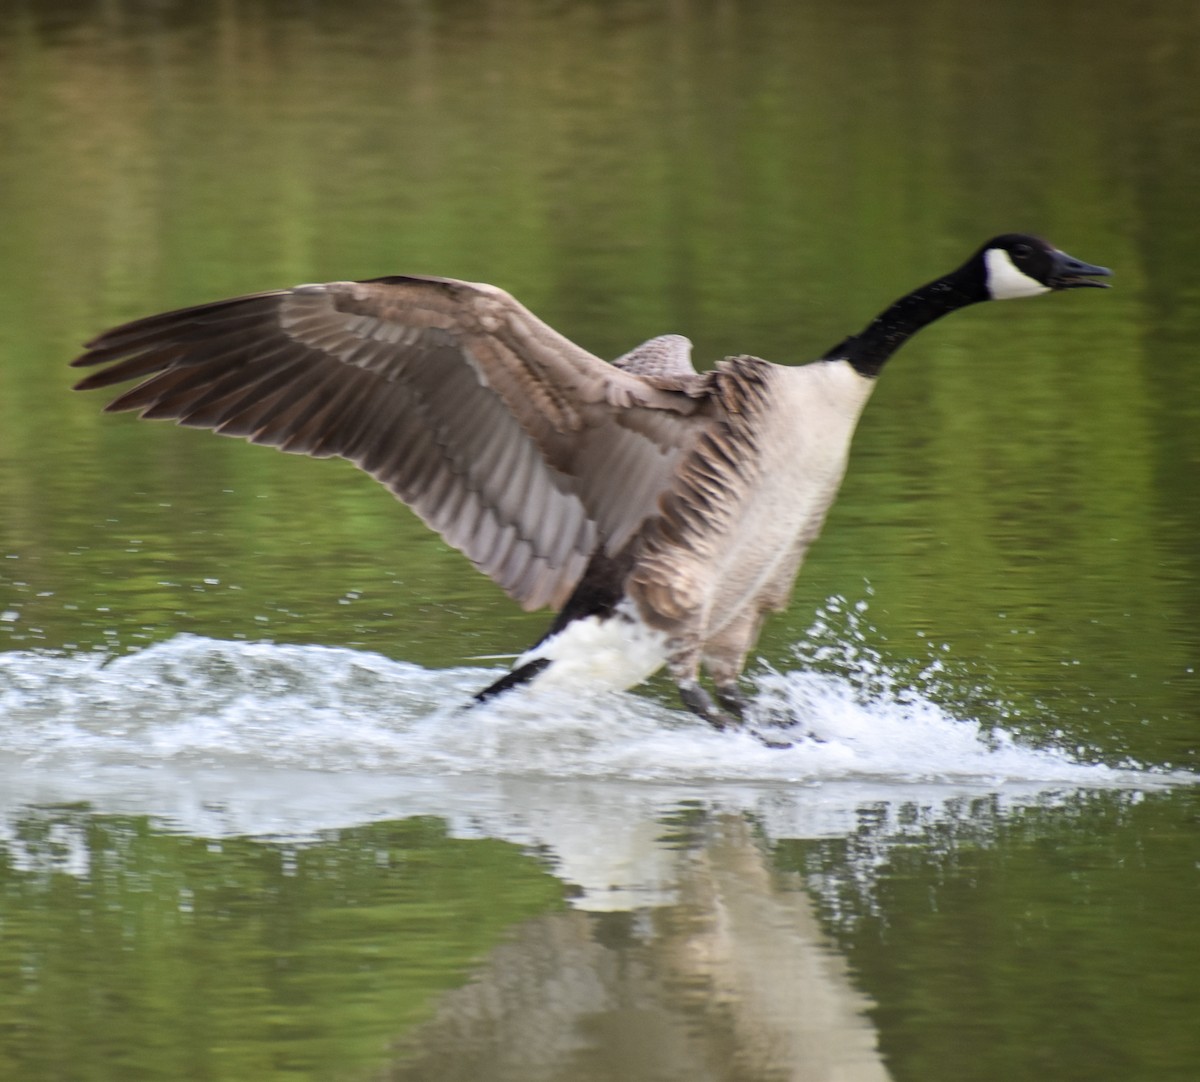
[498,356,874,714]
[72,235,1109,727]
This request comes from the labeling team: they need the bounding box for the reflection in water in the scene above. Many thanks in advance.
[0,805,891,1082]
[0,733,1193,1081]
[5,783,1192,1082]
[390,816,890,1082]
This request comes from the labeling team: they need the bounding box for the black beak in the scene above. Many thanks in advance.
[1049,249,1112,289]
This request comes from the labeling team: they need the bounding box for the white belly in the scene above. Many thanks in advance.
[518,600,669,694]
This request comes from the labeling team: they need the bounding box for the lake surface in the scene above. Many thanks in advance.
[1,2,1198,1079]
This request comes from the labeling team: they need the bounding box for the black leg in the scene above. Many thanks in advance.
[714,682,750,719]
[678,680,739,731]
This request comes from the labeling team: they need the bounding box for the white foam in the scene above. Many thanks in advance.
[0,626,1185,789]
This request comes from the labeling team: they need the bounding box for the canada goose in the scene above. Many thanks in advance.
[72,234,1109,728]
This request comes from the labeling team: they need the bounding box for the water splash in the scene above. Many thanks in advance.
[0,629,1175,786]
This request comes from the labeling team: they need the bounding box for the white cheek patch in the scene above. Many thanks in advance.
[985,247,1052,300]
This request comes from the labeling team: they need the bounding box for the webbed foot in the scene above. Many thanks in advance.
[678,680,740,731]
[714,682,751,718]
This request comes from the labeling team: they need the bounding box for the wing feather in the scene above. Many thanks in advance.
[73,275,711,610]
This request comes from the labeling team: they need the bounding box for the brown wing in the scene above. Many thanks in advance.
[72,275,710,611]
[611,334,709,395]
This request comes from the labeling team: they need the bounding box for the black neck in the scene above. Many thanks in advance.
[822,261,987,378]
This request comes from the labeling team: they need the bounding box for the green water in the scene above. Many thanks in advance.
[1,2,1198,1080]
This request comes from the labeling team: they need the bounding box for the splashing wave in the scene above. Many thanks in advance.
[0,631,1170,786]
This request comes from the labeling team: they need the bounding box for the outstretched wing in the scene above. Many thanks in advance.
[72,275,710,611]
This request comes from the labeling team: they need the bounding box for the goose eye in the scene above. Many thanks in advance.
[1013,243,1032,259]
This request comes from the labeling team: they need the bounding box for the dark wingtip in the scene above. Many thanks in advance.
[70,342,115,369]
[71,365,107,391]
[71,361,138,392]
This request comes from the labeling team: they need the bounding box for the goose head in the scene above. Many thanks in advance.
[979,234,1112,300]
